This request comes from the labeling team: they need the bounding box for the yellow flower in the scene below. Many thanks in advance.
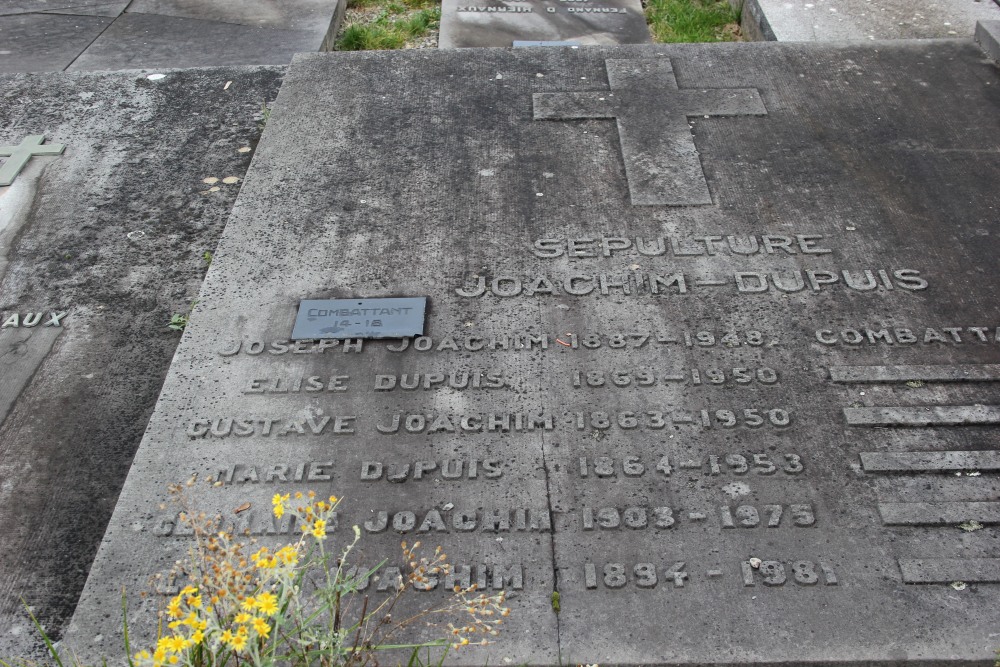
[166,598,183,619]
[329,494,338,503]
[234,612,252,624]
[241,596,257,611]
[252,617,271,637]
[186,594,202,609]
[153,647,167,664]
[229,632,248,652]
[219,629,233,644]
[191,629,205,644]
[133,650,151,662]
[272,493,288,518]
[276,545,298,566]
[165,635,189,653]
[256,592,279,616]
[311,518,327,540]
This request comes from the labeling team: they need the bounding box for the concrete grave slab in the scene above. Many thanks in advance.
[0,65,284,659]
[68,13,330,70]
[976,19,1000,60]
[42,2,129,17]
[0,0,111,15]
[740,0,1000,41]
[124,0,341,35]
[65,38,1000,665]
[0,13,112,73]
[439,0,650,48]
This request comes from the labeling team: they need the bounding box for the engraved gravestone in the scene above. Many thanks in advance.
[67,40,1000,664]
[438,0,651,48]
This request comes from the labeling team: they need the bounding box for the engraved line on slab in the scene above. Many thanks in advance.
[532,58,766,206]
[831,364,1000,383]
[844,405,1000,426]
[0,327,64,427]
[899,558,1000,583]
[861,451,1000,472]
[879,502,1000,525]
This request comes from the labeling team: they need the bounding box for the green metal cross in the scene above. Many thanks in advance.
[0,135,65,186]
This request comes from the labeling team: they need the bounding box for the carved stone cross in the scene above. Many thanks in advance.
[533,59,766,206]
[0,135,66,187]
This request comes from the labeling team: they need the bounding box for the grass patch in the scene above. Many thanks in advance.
[336,0,441,50]
[645,0,741,42]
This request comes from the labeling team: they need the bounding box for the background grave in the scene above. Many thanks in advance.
[439,0,650,48]
[0,65,283,658]
[0,0,343,73]
[736,0,1000,41]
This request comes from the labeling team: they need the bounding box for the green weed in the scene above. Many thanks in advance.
[645,0,741,42]
[168,300,199,332]
[258,102,271,131]
[336,6,440,50]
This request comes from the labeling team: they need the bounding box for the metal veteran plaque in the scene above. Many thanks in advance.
[291,297,427,339]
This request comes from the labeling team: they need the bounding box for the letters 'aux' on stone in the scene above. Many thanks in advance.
[0,135,66,187]
[533,58,766,206]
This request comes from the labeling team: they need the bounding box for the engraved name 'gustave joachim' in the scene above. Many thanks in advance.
[361,459,503,481]
[375,371,505,391]
[364,508,551,533]
[186,416,356,438]
[456,269,927,298]
[377,412,553,433]
[816,326,1000,345]
[532,234,833,258]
